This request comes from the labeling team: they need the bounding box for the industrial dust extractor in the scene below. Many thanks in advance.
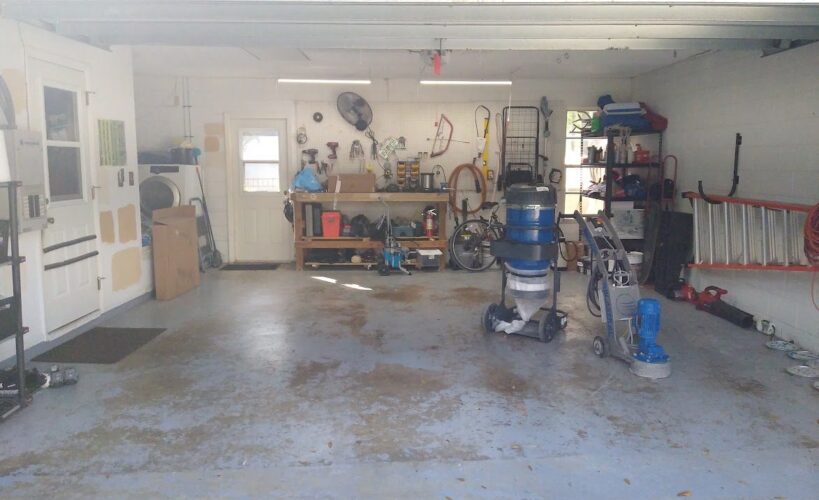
[482,184,566,342]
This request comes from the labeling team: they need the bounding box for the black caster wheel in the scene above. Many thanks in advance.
[482,304,498,334]
[592,336,608,358]
[538,311,557,343]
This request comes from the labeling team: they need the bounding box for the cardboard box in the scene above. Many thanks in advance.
[327,173,376,193]
[152,206,200,300]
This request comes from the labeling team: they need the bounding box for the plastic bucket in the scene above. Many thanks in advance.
[321,211,342,238]
[627,251,643,277]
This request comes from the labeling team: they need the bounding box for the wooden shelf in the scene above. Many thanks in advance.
[291,192,449,203]
[291,191,449,271]
[582,162,661,169]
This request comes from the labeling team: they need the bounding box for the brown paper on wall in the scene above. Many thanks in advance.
[111,247,141,291]
[99,211,115,243]
[118,204,137,243]
[203,135,220,152]
[204,122,225,136]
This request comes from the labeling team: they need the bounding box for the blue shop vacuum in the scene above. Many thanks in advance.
[573,211,671,379]
[482,185,567,342]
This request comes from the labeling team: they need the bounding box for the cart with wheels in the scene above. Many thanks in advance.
[573,211,671,378]
[480,185,566,343]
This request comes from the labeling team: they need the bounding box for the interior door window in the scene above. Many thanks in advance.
[241,132,280,192]
[44,86,83,201]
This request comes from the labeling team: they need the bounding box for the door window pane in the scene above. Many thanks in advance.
[47,146,83,201]
[241,133,279,161]
[244,162,280,192]
[44,87,79,142]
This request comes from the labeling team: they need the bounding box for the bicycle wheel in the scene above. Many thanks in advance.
[449,219,501,271]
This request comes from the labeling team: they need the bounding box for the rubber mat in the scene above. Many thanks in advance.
[220,263,279,270]
[33,327,165,364]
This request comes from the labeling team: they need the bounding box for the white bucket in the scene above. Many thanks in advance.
[627,251,643,277]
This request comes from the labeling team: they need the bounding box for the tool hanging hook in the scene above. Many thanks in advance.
[697,133,742,204]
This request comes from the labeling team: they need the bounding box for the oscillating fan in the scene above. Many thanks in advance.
[337,92,373,131]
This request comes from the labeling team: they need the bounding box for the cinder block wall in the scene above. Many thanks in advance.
[632,44,819,352]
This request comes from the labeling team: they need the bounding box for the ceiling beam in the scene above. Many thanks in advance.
[4,1,819,26]
[4,1,817,50]
[50,21,819,41]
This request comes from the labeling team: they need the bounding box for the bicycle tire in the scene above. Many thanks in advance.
[449,219,501,272]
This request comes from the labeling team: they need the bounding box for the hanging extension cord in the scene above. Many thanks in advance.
[805,202,819,310]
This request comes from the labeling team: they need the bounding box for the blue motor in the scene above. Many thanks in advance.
[633,298,669,364]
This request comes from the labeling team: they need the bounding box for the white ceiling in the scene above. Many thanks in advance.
[4,1,818,52]
[6,1,818,80]
[131,46,704,79]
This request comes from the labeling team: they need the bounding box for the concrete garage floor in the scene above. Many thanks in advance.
[0,268,816,498]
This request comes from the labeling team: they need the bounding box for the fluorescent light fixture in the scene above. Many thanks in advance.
[420,80,512,86]
[277,78,371,85]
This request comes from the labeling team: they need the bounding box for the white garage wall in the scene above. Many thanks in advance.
[0,20,151,361]
[134,75,633,257]
[632,44,819,352]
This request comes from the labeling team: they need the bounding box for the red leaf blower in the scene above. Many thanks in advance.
[668,283,754,329]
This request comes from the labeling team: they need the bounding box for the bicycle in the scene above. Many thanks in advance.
[449,202,505,272]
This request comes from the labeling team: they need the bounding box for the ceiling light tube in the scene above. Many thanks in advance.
[420,80,512,86]
[277,78,371,85]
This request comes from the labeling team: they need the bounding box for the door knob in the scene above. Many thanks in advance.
[47,217,55,224]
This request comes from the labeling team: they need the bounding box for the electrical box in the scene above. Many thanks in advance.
[1,130,48,232]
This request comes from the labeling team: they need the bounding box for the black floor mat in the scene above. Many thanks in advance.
[33,327,165,364]
[221,263,279,270]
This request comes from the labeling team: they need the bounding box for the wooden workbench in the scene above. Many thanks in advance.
[291,192,449,271]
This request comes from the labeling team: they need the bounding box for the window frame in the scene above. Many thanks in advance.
[43,84,84,204]
[563,109,606,215]
[239,130,282,193]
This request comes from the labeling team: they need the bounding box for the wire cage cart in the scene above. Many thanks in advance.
[499,106,543,189]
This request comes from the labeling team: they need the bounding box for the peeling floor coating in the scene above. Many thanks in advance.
[0,268,816,498]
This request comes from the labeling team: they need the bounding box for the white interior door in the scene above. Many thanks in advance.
[28,58,100,333]
[229,118,292,262]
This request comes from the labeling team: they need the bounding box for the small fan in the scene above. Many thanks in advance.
[337,92,373,132]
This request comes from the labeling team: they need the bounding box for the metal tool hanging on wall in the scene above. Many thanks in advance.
[697,133,742,204]
[474,105,491,178]
[430,114,453,158]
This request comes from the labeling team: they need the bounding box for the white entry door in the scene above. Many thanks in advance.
[28,58,100,332]
[228,118,292,262]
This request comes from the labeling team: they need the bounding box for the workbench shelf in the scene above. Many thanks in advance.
[290,191,449,271]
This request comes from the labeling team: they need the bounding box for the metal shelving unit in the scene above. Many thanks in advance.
[580,129,663,216]
[0,181,28,421]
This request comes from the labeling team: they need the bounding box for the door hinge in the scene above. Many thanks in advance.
[97,276,106,290]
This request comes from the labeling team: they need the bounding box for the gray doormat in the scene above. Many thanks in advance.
[221,263,279,270]
[33,327,166,364]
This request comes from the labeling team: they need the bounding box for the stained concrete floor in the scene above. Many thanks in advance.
[0,268,817,498]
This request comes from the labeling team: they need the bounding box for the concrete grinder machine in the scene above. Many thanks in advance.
[573,211,671,379]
